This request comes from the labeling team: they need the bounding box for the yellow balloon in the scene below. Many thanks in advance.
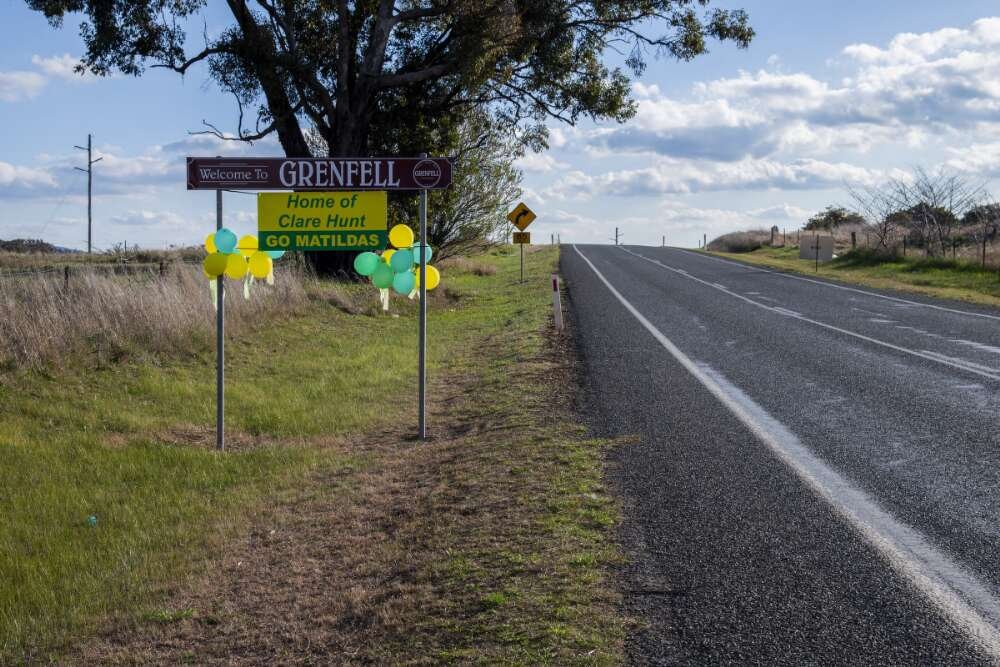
[383,249,396,264]
[389,224,414,249]
[203,252,228,278]
[225,253,248,280]
[248,251,273,279]
[205,233,217,254]
[237,235,258,258]
[415,265,441,291]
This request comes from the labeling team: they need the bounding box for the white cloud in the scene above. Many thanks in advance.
[107,210,190,229]
[575,16,1000,167]
[0,54,95,103]
[0,161,58,194]
[945,142,1000,176]
[0,71,46,102]
[543,157,885,200]
[515,153,569,172]
[30,54,93,82]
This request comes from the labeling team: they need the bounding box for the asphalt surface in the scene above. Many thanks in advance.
[562,244,1000,665]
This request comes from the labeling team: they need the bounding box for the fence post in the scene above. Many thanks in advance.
[159,261,165,277]
[851,231,856,249]
[903,237,907,257]
[64,265,69,289]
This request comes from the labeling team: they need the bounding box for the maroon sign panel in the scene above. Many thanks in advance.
[187,157,452,191]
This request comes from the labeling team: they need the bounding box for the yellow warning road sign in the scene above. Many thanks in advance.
[507,202,536,231]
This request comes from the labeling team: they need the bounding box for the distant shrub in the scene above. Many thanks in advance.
[0,238,58,253]
[707,230,768,253]
[804,207,865,231]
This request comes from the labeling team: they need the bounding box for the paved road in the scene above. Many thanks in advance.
[562,244,1000,665]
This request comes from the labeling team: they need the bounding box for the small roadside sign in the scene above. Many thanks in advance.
[507,203,536,231]
[257,191,387,251]
[513,232,531,244]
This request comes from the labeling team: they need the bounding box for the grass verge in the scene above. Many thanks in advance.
[2,245,625,663]
[709,246,1000,308]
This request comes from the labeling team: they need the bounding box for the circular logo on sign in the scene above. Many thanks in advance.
[412,159,442,188]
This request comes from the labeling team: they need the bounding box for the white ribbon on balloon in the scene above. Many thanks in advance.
[209,278,218,310]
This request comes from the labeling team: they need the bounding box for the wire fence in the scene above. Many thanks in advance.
[0,259,205,284]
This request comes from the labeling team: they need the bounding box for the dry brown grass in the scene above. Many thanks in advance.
[438,255,498,276]
[0,247,204,271]
[0,264,308,370]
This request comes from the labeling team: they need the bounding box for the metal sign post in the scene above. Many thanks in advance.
[418,177,428,440]
[512,231,531,282]
[216,188,225,451]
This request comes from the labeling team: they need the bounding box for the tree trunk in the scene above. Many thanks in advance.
[304,106,373,277]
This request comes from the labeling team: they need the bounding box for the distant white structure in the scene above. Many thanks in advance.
[800,235,834,262]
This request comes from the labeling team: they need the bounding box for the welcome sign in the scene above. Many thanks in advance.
[188,157,452,191]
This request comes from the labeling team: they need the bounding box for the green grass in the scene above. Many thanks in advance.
[1,245,624,663]
[711,246,1000,307]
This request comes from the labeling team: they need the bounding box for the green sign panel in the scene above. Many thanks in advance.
[257,191,388,251]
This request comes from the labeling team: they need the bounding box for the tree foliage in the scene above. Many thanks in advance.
[803,206,864,231]
[29,0,753,157]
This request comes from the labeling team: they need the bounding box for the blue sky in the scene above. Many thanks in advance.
[2,2,1000,249]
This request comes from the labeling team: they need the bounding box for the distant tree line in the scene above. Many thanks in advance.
[799,168,1000,260]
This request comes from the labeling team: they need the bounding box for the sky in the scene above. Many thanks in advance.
[2,1,1000,250]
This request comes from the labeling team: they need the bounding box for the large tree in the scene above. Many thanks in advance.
[29,0,752,270]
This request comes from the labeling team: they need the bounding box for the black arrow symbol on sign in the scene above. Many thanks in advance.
[514,209,530,227]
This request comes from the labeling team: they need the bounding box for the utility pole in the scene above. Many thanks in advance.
[74,134,102,254]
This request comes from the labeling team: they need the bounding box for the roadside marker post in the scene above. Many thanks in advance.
[552,274,563,330]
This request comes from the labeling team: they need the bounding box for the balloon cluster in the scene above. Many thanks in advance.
[202,228,285,283]
[353,225,441,298]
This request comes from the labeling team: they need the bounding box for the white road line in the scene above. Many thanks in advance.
[573,244,1000,660]
[673,247,1000,322]
[621,247,1000,383]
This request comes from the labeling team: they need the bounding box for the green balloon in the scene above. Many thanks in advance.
[353,251,380,276]
[214,228,237,254]
[413,245,433,264]
[371,263,393,288]
[390,248,414,273]
[392,270,415,295]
